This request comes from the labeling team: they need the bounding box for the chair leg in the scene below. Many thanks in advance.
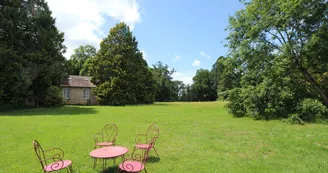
[131,146,137,156]
[152,147,160,158]
[116,167,122,173]
[144,168,148,173]
[69,164,73,173]
[93,158,97,169]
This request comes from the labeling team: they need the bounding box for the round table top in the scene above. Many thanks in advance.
[90,146,128,159]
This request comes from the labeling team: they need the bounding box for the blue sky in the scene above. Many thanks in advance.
[47,0,244,84]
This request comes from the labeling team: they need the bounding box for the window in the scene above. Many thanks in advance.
[62,88,70,99]
[83,88,90,99]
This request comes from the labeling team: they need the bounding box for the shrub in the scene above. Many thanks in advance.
[296,98,328,122]
[282,114,304,125]
[86,99,91,106]
[217,91,229,100]
[226,88,247,117]
[45,86,63,106]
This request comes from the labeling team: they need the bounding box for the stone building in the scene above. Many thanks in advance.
[61,75,97,105]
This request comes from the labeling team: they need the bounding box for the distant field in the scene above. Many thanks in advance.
[0,102,327,173]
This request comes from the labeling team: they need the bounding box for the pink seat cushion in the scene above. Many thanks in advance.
[44,160,72,172]
[119,161,145,172]
[135,144,151,149]
[96,142,113,146]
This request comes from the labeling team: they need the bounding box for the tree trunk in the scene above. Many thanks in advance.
[299,67,328,106]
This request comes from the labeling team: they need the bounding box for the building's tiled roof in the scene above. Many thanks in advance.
[61,75,96,88]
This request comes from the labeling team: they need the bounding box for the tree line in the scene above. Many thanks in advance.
[1,0,328,123]
[0,0,219,108]
[66,44,221,103]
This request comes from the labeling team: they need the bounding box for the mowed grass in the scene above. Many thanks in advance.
[0,102,328,173]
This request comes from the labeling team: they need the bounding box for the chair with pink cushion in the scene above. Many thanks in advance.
[132,124,159,158]
[32,140,73,173]
[94,124,118,149]
[116,139,153,173]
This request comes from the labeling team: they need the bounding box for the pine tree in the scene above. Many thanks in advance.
[91,22,155,105]
[0,0,66,107]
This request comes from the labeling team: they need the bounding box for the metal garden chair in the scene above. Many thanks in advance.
[94,124,118,149]
[32,140,73,173]
[132,124,159,158]
[116,139,153,173]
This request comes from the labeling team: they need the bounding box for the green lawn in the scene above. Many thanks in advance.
[0,102,328,173]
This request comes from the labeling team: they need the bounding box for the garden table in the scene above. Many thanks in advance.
[90,146,128,171]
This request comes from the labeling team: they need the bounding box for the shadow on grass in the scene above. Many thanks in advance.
[101,166,118,173]
[0,106,98,116]
[147,156,161,163]
[153,103,172,106]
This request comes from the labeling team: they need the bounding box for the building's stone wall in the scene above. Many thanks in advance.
[63,87,97,105]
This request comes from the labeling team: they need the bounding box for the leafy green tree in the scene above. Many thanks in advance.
[26,0,66,106]
[44,86,63,106]
[211,56,241,99]
[179,84,194,102]
[225,0,328,121]
[191,69,217,101]
[0,0,66,107]
[91,23,155,105]
[67,45,96,75]
[0,0,32,106]
[80,58,95,76]
[227,0,328,106]
[151,61,181,102]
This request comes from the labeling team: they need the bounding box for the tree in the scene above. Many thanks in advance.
[191,69,217,101]
[179,84,194,102]
[27,0,66,106]
[91,22,156,105]
[225,0,328,121]
[67,45,96,75]
[0,0,33,106]
[227,0,328,106]
[151,61,181,102]
[211,56,241,99]
[0,0,66,107]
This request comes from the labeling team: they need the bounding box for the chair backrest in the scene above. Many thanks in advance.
[33,140,47,170]
[146,124,159,145]
[128,141,152,170]
[101,124,118,143]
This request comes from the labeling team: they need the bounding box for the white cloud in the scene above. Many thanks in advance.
[141,50,147,60]
[46,0,142,58]
[172,56,180,61]
[200,51,211,59]
[192,59,201,67]
[172,71,194,85]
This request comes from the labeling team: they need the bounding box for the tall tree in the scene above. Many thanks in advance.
[227,0,328,106]
[91,22,155,105]
[0,0,32,106]
[191,69,217,101]
[27,0,66,106]
[211,56,241,99]
[151,61,180,102]
[0,0,66,107]
[67,45,96,75]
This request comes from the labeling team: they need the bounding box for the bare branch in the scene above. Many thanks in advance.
[294,20,304,67]
[267,30,285,46]
[275,28,288,45]
[263,39,285,53]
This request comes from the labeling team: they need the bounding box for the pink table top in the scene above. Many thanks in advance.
[90,146,128,159]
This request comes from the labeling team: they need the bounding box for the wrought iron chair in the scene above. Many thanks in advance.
[116,139,153,173]
[32,140,73,173]
[132,124,159,158]
[94,124,118,149]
